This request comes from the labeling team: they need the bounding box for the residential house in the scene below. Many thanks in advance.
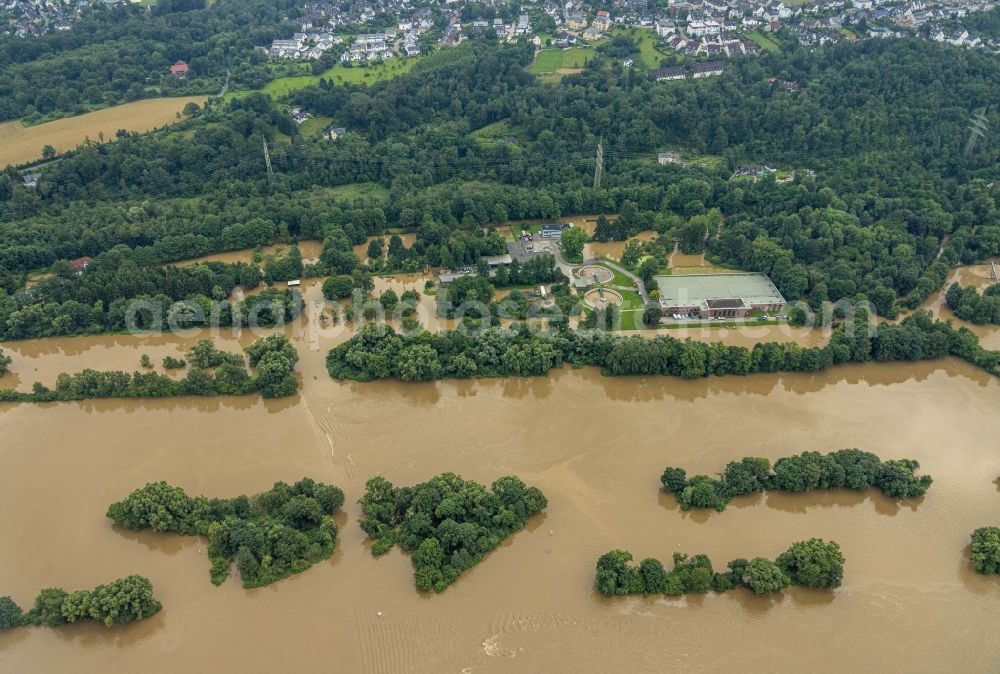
[592,10,611,31]
[687,20,721,36]
[566,11,587,29]
[655,19,677,36]
[690,60,724,77]
[649,65,687,80]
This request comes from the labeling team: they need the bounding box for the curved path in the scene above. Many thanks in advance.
[551,244,650,305]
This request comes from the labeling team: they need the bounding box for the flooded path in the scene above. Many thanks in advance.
[915,260,1000,350]
[1,282,1000,672]
[172,240,325,267]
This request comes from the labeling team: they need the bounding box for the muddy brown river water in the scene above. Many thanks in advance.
[2,285,1000,672]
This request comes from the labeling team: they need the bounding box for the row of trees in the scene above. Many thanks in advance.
[106,478,345,588]
[358,473,547,593]
[660,449,933,512]
[326,311,1000,382]
[596,538,844,596]
[0,576,161,630]
[945,282,1000,325]
[0,334,299,402]
[0,347,9,375]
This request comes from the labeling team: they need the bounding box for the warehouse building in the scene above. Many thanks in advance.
[653,273,786,319]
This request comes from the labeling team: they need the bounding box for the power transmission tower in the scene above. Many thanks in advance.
[263,139,274,180]
[593,137,603,190]
[964,110,989,159]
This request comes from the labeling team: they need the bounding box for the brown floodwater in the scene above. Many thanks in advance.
[352,233,418,263]
[173,240,325,267]
[2,288,1000,672]
[915,261,1000,350]
[583,231,657,262]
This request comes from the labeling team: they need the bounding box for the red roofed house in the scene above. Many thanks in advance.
[70,257,93,274]
[592,10,611,31]
[170,60,189,78]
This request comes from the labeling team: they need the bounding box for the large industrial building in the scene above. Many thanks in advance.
[653,273,786,319]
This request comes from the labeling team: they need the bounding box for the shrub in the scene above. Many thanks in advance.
[0,596,21,630]
[775,538,844,588]
[971,527,1000,574]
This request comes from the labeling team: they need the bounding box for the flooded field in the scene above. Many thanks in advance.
[668,250,734,274]
[583,231,657,262]
[173,240,324,267]
[2,272,1000,672]
[352,233,418,263]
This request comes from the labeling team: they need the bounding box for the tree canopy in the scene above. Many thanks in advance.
[17,576,161,629]
[970,527,1000,575]
[661,449,933,512]
[358,473,547,592]
[596,539,841,597]
[107,478,345,588]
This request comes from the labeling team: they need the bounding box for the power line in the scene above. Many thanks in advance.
[965,110,989,159]
[593,136,603,190]
[263,139,274,181]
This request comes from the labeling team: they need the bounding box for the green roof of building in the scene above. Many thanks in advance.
[653,273,785,307]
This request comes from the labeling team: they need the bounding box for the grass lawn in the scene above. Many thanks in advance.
[610,27,666,70]
[226,58,421,102]
[685,152,726,172]
[617,289,644,310]
[319,59,420,85]
[596,262,635,289]
[298,115,333,138]
[529,47,593,74]
[470,119,525,147]
[747,31,781,53]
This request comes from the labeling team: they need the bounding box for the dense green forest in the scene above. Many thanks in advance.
[0,0,303,121]
[596,538,844,596]
[0,38,998,339]
[326,310,1000,381]
[358,473,547,592]
[107,478,345,588]
[1,576,161,629]
[660,449,932,512]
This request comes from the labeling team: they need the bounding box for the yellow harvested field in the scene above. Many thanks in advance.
[0,96,208,167]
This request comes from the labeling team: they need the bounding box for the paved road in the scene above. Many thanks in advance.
[594,257,650,305]
[218,68,231,97]
[550,243,650,305]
